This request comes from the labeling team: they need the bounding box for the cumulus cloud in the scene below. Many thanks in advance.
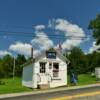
[89,41,100,53]
[49,18,86,50]
[35,25,45,30]
[9,42,32,57]
[8,18,86,57]
[0,50,12,57]
[55,19,85,37]
[62,39,82,50]
[31,31,54,50]
[9,25,53,57]
[9,42,43,57]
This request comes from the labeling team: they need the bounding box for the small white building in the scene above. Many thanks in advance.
[22,49,69,89]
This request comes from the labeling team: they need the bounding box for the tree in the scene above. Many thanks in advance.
[86,52,100,72]
[15,54,26,76]
[0,59,5,78]
[0,54,27,78]
[2,54,13,78]
[67,47,88,74]
[89,14,100,45]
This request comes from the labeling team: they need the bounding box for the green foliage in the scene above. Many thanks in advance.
[0,59,5,78]
[15,54,27,76]
[2,55,14,78]
[0,54,27,78]
[89,14,100,45]
[68,47,88,74]
[87,52,100,72]
[66,47,100,74]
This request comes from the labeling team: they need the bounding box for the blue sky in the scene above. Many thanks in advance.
[0,0,100,57]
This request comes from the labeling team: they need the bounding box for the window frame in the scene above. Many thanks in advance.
[39,62,46,73]
[46,51,56,59]
[53,62,59,77]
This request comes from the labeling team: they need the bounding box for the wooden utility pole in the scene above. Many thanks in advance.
[13,56,15,80]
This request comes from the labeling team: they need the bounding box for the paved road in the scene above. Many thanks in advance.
[1,86,100,100]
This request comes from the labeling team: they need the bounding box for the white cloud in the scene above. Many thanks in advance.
[0,50,12,57]
[55,19,85,37]
[9,42,32,57]
[32,18,86,51]
[31,23,54,56]
[49,18,86,50]
[9,24,53,57]
[9,42,44,57]
[89,41,100,53]
[62,39,82,50]
[31,31,54,51]
[35,25,45,30]
[8,18,86,57]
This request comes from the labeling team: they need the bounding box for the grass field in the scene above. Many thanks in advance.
[0,74,98,94]
[0,77,32,94]
[77,74,97,85]
[68,74,97,86]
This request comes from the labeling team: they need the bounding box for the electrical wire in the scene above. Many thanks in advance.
[0,30,89,40]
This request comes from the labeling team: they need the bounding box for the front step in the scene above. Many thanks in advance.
[37,84,50,89]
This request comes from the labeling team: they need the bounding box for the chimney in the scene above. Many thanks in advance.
[56,43,62,53]
[31,47,33,58]
[59,43,62,50]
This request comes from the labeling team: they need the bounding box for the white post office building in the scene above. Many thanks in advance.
[22,49,69,89]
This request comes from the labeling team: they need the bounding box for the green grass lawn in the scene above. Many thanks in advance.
[77,74,97,85]
[0,74,99,94]
[0,77,32,94]
[68,74,98,86]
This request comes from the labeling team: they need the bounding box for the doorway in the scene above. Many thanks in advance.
[38,62,49,89]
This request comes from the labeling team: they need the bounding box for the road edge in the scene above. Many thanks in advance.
[0,83,100,99]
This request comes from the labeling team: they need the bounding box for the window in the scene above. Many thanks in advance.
[46,52,56,59]
[40,62,46,73]
[53,63,59,77]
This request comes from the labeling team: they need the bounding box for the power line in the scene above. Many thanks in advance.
[0,30,89,40]
[0,30,88,37]
[0,34,88,40]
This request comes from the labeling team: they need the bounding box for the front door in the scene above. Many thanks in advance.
[38,62,48,86]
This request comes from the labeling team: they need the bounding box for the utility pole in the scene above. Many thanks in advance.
[13,56,15,80]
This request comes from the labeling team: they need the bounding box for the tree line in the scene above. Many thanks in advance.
[66,47,100,74]
[0,47,100,78]
[0,54,26,78]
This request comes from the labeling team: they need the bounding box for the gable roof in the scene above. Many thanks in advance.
[35,48,69,63]
[22,48,70,67]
